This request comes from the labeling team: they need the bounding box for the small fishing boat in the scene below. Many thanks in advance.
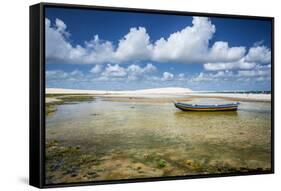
[174,102,239,111]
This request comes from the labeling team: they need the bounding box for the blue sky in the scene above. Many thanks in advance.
[45,7,272,91]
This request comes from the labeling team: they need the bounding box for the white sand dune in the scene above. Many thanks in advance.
[46,87,270,101]
[190,92,271,101]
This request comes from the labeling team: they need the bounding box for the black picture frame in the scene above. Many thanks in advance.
[30,2,274,188]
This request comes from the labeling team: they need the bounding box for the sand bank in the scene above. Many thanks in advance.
[46,87,271,102]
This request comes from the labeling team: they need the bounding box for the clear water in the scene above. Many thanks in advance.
[46,97,272,182]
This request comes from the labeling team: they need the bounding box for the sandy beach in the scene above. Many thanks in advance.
[46,87,271,102]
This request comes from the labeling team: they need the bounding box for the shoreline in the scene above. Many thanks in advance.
[46,88,271,103]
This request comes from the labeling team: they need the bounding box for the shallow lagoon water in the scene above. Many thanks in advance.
[46,97,271,183]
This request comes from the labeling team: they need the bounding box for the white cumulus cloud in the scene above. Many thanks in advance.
[46,17,259,65]
[97,63,157,81]
[191,71,234,82]
[114,27,152,62]
[46,18,114,64]
[126,63,156,81]
[55,18,68,35]
[162,72,174,81]
[102,64,127,78]
[203,44,271,72]
[90,64,103,74]
[152,17,216,63]
[245,45,271,63]
[207,42,246,63]
[204,58,256,71]
[238,69,270,77]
